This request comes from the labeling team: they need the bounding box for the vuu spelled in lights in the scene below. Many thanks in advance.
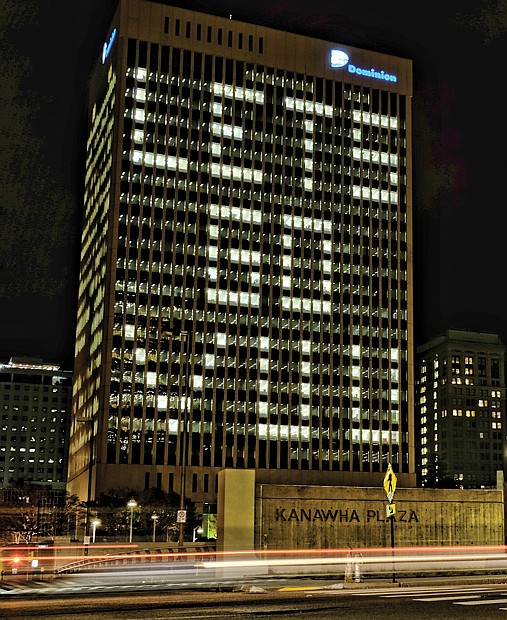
[102,28,117,64]
[330,49,397,83]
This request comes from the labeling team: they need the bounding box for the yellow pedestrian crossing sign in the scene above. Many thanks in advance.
[383,464,397,503]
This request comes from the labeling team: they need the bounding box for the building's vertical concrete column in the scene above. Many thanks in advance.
[497,469,506,545]
[217,469,256,552]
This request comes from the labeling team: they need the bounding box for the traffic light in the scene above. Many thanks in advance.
[2,547,27,575]
[10,555,21,574]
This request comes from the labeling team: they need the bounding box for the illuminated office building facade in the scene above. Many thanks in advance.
[416,329,506,488]
[68,0,415,511]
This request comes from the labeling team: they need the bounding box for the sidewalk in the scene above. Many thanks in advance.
[313,573,507,590]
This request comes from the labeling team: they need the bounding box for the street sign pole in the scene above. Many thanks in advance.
[390,506,395,583]
[383,464,397,583]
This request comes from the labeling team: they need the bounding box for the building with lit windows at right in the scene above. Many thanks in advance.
[67,0,416,515]
[416,329,506,488]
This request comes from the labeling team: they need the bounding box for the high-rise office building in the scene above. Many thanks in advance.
[67,0,415,513]
[416,329,506,488]
[0,357,72,490]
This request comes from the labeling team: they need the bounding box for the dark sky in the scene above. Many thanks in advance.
[1,0,506,368]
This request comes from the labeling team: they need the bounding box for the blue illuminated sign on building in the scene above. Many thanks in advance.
[330,49,349,68]
[102,28,117,64]
[330,49,397,83]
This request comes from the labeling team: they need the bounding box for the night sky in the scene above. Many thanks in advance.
[1,0,506,369]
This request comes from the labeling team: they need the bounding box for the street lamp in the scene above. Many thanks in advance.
[192,526,203,542]
[127,499,137,543]
[151,513,159,543]
[91,519,101,543]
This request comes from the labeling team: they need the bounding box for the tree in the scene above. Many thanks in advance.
[0,483,86,544]
[53,493,87,539]
[1,495,39,544]
[92,487,199,542]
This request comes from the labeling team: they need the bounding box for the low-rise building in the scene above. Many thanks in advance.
[0,357,72,490]
[415,329,506,488]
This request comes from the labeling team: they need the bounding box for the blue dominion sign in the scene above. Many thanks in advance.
[330,49,397,83]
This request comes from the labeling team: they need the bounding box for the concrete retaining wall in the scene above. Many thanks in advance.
[256,484,505,549]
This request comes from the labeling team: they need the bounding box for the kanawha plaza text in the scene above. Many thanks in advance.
[274,507,419,523]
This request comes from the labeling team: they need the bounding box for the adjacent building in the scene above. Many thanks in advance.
[0,357,72,490]
[416,329,506,488]
[67,0,415,514]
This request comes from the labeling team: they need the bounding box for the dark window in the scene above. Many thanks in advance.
[215,57,223,82]
[161,45,169,73]
[172,47,180,74]
[149,43,158,71]
[225,59,233,83]
[491,358,500,379]
[127,38,136,66]
[139,41,148,67]
[204,54,213,81]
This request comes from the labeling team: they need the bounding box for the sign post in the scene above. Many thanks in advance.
[177,510,187,524]
[383,463,397,583]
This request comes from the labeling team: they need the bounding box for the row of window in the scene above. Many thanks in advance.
[420,355,502,380]
[163,17,265,55]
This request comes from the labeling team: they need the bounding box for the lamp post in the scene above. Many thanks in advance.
[151,514,159,543]
[91,519,101,543]
[192,526,203,542]
[127,499,137,543]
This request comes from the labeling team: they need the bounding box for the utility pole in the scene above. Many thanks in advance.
[178,331,189,546]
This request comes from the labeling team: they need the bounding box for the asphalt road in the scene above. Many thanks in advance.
[3,583,507,619]
[3,573,507,619]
